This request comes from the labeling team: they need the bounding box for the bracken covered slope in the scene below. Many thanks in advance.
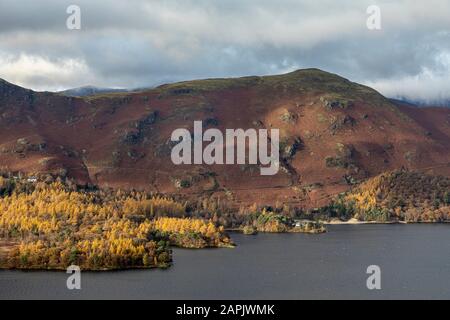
[0,69,449,208]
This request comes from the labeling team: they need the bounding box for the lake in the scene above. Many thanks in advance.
[2,224,450,299]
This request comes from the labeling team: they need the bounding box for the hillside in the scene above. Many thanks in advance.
[325,170,450,222]
[0,69,449,209]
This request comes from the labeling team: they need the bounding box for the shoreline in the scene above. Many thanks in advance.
[322,218,407,225]
[323,218,450,225]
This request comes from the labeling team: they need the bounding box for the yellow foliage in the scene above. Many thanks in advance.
[0,179,230,269]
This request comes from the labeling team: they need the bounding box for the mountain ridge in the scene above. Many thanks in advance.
[0,68,449,209]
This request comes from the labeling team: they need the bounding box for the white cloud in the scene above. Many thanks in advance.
[0,53,94,91]
[366,51,450,103]
[367,67,450,103]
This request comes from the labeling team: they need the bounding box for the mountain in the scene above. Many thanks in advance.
[0,68,449,209]
[58,85,129,97]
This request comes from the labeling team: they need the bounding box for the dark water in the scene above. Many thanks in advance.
[2,224,450,300]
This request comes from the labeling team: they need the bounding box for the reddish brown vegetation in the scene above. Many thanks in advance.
[0,70,449,209]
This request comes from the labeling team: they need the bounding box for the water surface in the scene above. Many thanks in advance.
[1,224,450,299]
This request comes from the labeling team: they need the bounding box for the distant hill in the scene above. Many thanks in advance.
[0,68,449,209]
[58,85,130,97]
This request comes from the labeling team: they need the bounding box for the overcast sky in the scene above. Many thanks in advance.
[0,0,449,103]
